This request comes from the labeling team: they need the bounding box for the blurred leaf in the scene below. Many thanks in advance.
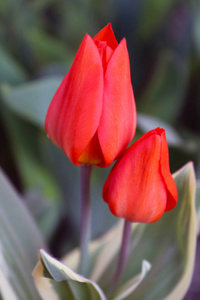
[64,163,196,299]
[196,181,200,213]
[169,146,198,175]
[0,0,23,18]
[1,76,62,128]
[24,185,60,241]
[0,267,19,300]
[62,221,125,280]
[0,169,46,300]
[139,0,174,38]
[30,0,56,12]
[137,113,183,146]
[138,52,188,123]
[193,2,200,58]
[0,104,61,240]
[39,142,116,254]
[174,128,200,173]
[0,45,27,84]
[24,28,74,67]
[196,181,200,235]
[136,113,198,173]
[33,249,106,300]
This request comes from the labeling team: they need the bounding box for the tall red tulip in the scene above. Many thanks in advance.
[45,24,136,167]
[103,128,178,223]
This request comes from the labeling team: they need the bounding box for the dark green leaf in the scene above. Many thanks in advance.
[138,52,188,124]
[0,45,27,85]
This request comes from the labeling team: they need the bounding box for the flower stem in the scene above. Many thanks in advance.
[110,219,132,295]
[79,165,93,276]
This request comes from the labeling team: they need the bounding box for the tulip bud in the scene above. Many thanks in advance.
[103,128,178,223]
[45,24,136,167]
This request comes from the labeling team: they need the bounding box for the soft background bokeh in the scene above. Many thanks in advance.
[0,0,199,298]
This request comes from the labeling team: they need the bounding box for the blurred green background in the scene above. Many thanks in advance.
[0,0,199,273]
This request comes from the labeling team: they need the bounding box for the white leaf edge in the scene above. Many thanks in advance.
[163,162,197,300]
[33,249,106,300]
[112,260,151,300]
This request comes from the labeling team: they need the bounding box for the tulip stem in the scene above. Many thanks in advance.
[80,165,93,276]
[109,219,132,295]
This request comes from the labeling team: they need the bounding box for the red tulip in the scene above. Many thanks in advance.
[45,23,136,167]
[103,128,178,223]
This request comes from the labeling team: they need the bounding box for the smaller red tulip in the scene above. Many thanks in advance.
[103,128,178,223]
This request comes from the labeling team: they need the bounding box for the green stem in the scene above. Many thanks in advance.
[109,219,132,295]
[79,165,93,276]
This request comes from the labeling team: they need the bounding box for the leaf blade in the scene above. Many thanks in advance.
[0,169,46,300]
[33,250,106,300]
[1,76,63,128]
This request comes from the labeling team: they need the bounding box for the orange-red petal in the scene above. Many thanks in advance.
[45,34,104,165]
[103,128,178,223]
[97,38,136,167]
[160,131,178,211]
[93,23,118,50]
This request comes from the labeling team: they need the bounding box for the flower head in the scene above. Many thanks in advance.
[45,24,136,167]
[103,128,178,223]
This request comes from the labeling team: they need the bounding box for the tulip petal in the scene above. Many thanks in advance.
[103,132,168,223]
[93,23,118,50]
[98,38,136,167]
[45,73,69,146]
[45,34,104,164]
[78,132,104,165]
[160,131,178,211]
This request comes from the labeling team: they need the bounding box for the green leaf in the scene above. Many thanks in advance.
[62,221,124,278]
[0,76,63,128]
[0,104,61,240]
[0,45,27,85]
[33,249,106,300]
[137,52,188,123]
[24,28,74,66]
[0,169,46,300]
[139,0,174,38]
[111,260,151,300]
[62,222,151,299]
[137,113,183,147]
